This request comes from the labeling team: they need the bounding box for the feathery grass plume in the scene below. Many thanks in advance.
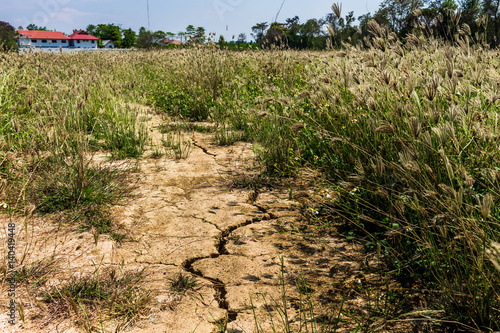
[406,33,420,47]
[291,123,305,133]
[380,69,392,85]
[393,46,404,57]
[367,20,384,39]
[17,85,28,93]
[374,121,395,134]
[373,156,385,177]
[409,117,421,138]
[326,25,335,38]
[452,7,461,27]
[398,150,419,173]
[388,32,398,44]
[479,193,493,219]
[318,75,332,83]
[424,75,441,101]
[460,23,471,37]
[486,242,500,272]
[331,2,342,19]
[297,91,310,98]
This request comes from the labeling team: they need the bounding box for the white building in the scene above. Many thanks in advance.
[17,29,100,50]
[103,40,117,49]
[68,30,99,48]
[17,30,70,49]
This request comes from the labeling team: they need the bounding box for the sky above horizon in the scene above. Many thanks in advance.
[2,0,382,41]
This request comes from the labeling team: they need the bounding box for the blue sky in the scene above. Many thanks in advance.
[2,0,382,40]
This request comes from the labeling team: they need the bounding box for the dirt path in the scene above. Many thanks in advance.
[0,108,374,333]
[111,112,306,332]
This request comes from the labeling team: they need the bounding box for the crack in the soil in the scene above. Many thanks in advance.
[192,140,217,157]
[145,235,215,239]
[253,204,277,220]
[217,216,265,255]
[197,217,222,232]
[181,209,273,329]
[133,261,175,266]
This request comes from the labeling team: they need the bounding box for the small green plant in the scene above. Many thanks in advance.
[99,107,148,159]
[9,258,57,287]
[43,267,151,329]
[159,122,215,134]
[31,154,131,214]
[252,257,340,333]
[161,131,192,160]
[167,273,202,296]
[148,145,165,159]
[213,124,248,146]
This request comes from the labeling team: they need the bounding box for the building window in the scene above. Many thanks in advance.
[32,39,37,43]
[77,40,80,43]
[52,40,57,43]
[91,40,95,43]
[61,40,66,43]
[41,40,47,43]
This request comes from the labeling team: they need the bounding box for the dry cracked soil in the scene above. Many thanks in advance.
[0,107,411,332]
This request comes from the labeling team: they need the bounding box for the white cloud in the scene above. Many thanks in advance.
[14,4,116,33]
[51,8,96,25]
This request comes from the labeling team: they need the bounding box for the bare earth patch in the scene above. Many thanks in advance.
[0,109,414,332]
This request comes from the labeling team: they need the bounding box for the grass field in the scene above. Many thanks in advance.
[1,20,500,331]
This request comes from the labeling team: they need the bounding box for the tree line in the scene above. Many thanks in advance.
[252,0,500,49]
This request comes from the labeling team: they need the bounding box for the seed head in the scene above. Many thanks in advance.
[291,122,305,132]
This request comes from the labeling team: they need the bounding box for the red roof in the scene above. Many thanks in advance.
[161,38,184,45]
[17,30,69,39]
[68,30,99,40]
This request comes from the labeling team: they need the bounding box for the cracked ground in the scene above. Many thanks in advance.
[0,107,406,332]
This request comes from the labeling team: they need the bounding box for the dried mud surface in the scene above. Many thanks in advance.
[0,109,413,332]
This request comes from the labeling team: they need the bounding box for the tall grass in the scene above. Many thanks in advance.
[147,29,500,329]
[0,52,149,235]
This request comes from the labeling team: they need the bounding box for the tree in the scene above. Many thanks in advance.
[0,21,17,51]
[94,23,123,47]
[137,27,151,48]
[251,22,268,45]
[237,33,247,43]
[195,26,206,43]
[300,19,323,48]
[284,16,302,48]
[166,32,175,41]
[85,24,97,36]
[323,4,359,48]
[358,12,374,40]
[374,0,424,35]
[482,0,500,46]
[26,23,48,31]
[460,0,481,36]
[183,25,205,44]
[122,28,137,48]
[263,22,287,47]
[186,25,196,39]
[417,7,439,36]
[435,0,460,42]
[136,28,165,48]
